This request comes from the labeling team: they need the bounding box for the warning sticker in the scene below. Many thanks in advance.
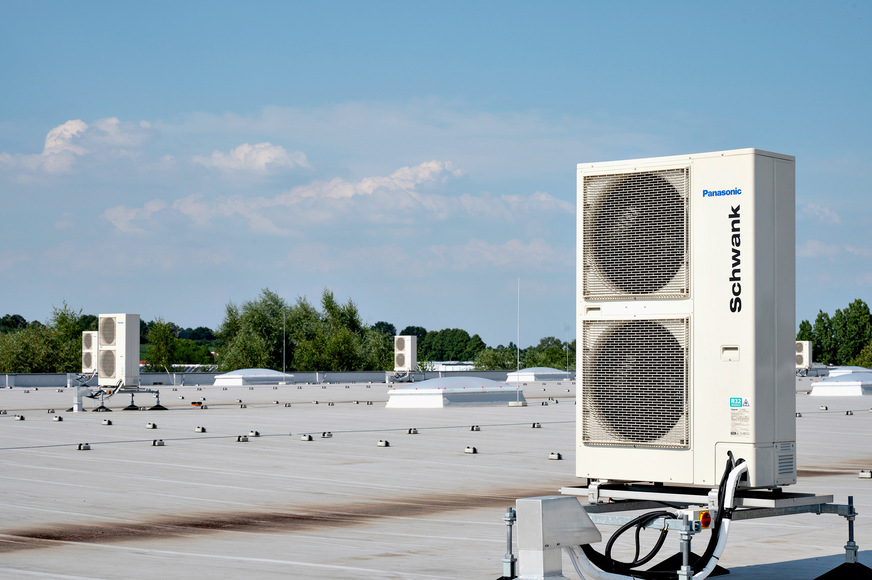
[730,407,750,437]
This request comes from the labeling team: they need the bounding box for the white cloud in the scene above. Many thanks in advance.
[276,238,570,275]
[192,142,310,172]
[797,239,841,259]
[433,238,573,271]
[800,202,841,225]
[114,160,571,237]
[104,199,168,234]
[0,249,29,274]
[0,117,151,175]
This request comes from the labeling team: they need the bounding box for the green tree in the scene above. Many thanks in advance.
[399,325,427,340]
[832,299,872,365]
[49,303,98,372]
[474,344,517,370]
[0,314,28,333]
[372,321,397,336]
[521,336,571,370]
[361,328,393,371]
[145,318,177,372]
[811,310,836,365]
[796,319,813,342]
[174,339,215,365]
[0,303,96,373]
[0,325,56,372]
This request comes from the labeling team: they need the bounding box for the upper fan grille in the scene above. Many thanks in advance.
[99,317,117,347]
[82,332,94,350]
[581,318,689,448]
[583,168,689,298]
[395,337,406,351]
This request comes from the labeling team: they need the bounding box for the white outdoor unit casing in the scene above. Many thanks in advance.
[82,331,98,374]
[98,313,141,388]
[576,149,796,489]
[394,335,417,372]
[795,340,812,370]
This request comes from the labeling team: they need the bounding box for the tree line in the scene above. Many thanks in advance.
[796,298,872,367]
[0,288,577,373]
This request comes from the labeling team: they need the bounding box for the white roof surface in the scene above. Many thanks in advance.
[0,384,869,578]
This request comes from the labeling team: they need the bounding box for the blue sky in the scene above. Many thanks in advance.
[1,1,869,347]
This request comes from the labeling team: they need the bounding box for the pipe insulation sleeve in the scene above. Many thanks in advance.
[565,460,749,580]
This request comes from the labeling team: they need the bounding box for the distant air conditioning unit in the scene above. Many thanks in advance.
[394,335,417,372]
[82,331,98,373]
[795,340,812,370]
[98,313,141,388]
[577,149,796,489]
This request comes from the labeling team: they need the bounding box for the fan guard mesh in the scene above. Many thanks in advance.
[99,317,116,347]
[82,351,93,369]
[582,319,689,448]
[583,169,689,298]
[395,337,406,351]
[395,353,406,368]
[99,350,116,378]
[83,332,93,350]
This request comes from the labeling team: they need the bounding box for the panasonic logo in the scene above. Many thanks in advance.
[703,188,742,198]
[728,205,741,313]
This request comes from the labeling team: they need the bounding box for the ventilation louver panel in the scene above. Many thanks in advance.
[582,318,689,448]
[99,316,117,347]
[583,168,689,299]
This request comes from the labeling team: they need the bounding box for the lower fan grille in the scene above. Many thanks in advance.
[99,350,117,378]
[582,318,689,448]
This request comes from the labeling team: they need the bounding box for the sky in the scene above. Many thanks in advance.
[1,1,870,348]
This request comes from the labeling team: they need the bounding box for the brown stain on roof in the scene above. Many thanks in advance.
[0,486,554,553]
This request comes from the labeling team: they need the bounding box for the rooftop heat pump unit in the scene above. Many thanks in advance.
[98,313,140,389]
[82,331,98,374]
[577,149,796,489]
[795,340,812,370]
[394,335,417,372]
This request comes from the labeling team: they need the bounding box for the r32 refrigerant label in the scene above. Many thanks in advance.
[729,397,750,437]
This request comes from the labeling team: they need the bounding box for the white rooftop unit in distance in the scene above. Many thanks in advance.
[82,331,98,374]
[796,340,812,370]
[98,313,140,388]
[577,149,796,489]
[394,335,417,372]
